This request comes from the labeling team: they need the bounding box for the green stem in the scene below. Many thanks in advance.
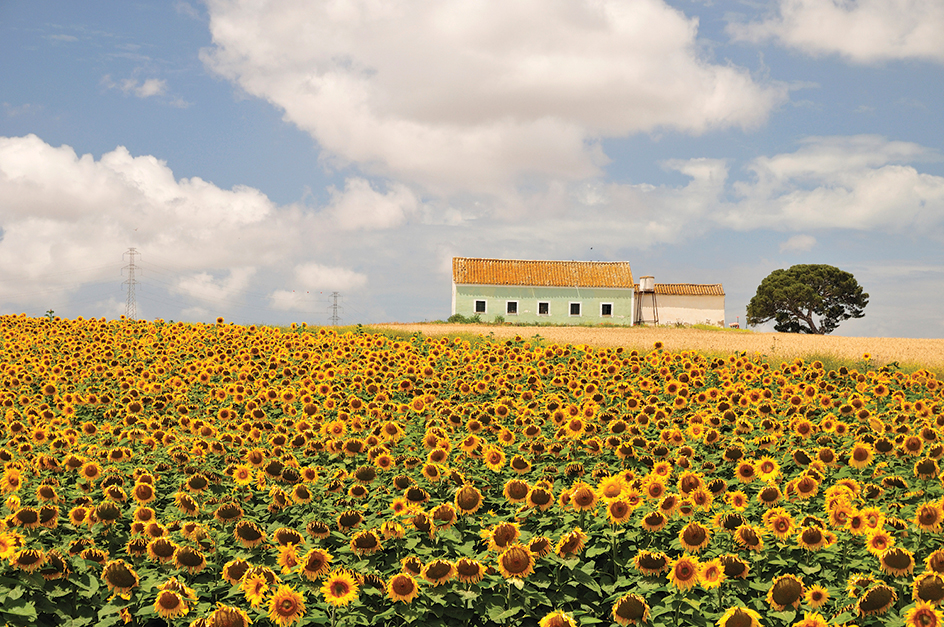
[610,527,619,580]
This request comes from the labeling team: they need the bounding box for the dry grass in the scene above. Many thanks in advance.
[372,323,944,372]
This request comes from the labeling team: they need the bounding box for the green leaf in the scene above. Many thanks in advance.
[769,609,796,623]
[4,600,37,620]
[488,606,522,622]
[570,567,602,593]
[585,544,608,558]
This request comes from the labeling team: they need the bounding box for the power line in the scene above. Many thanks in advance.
[328,292,342,326]
[122,248,139,320]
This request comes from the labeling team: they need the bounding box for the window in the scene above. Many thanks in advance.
[474,300,487,314]
[600,303,613,317]
[537,301,550,315]
[506,301,518,315]
[569,302,581,316]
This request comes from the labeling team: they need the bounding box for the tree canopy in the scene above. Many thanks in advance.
[746,264,869,334]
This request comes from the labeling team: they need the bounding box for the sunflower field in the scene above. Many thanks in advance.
[1,314,944,627]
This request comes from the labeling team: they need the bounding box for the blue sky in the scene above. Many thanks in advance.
[2,0,943,336]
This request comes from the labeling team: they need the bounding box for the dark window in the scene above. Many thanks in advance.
[538,301,549,315]
[474,300,486,313]
[506,301,518,315]
[570,302,581,316]
[601,303,613,316]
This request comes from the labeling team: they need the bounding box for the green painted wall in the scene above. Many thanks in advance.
[452,284,634,325]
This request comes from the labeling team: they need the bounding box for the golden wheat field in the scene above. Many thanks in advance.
[3,314,944,627]
[375,324,944,372]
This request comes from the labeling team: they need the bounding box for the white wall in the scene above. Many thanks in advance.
[636,294,725,327]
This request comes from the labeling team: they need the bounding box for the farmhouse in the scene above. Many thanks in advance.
[451,257,725,327]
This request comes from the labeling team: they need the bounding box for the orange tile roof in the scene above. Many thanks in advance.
[635,283,725,296]
[453,258,634,288]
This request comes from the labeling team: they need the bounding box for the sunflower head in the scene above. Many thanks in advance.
[320,569,359,607]
[857,584,897,616]
[612,593,650,626]
[267,584,306,627]
[387,573,419,603]
[101,559,140,596]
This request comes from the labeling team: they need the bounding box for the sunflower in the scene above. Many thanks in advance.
[484,521,520,552]
[101,559,140,597]
[849,442,874,469]
[725,490,748,510]
[905,602,944,627]
[153,590,190,620]
[350,530,383,556]
[267,585,306,627]
[767,574,804,611]
[792,612,829,627]
[679,521,711,553]
[454,557,486,584]
[915,502,943,532]
[612,593,650,626]
[208,604,251,627]
[241,574,269,608]
[698,558,725,589]
[857,584,897,616]
[733,524,765,552]
[527,487,555,511]
[913,572,944,605]
[876,546,915,577]
[39,550,70,581]
[570,482,598,511]
[503,479,530,504]
[431,503,458,530]
[497,544,534,580]
[233,520,266,549]
[337,510,363,531]
[482,446,505,472]
[555,527,588,559]
[641,510,668,533]
[668,555,700,591]
[719,554,750,580]
[797,526,828,551]
[147,538,177,563]
[805,585,829,609]
[320,569,359,607]
[764,508,795,541]
[12,507,40,530]
[606,499,633,525]
[299,548,332,581]
[174,546,207,574]
[633,550,670,576]
[421,558,457,586]
[177,493,202,517]
[387,573,419,603]
[306,521,330,540]
[538,611,578,627]
[13,549,46,573]
[716,607,761,627]
[455,485,483,515]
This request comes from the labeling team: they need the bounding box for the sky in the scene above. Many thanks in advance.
[1,0,943,337]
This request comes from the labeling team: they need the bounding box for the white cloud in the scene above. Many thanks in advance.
[779,234,816,253]
[728,0,944,64]
[326,178,418,230]
[103,75,168,98]
[202,0,785,192]
[0,135,363,314]
[269,263,368,311]
[721,135,944,231]
[172,268,256,301]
